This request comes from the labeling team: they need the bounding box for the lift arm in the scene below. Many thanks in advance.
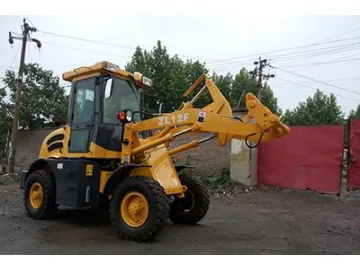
[120,75,290,163]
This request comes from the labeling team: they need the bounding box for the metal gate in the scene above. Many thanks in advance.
[347,120,360,190]
[258,125,344,195]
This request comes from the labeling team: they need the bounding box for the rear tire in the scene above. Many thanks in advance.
[24,170,58,219]
[170,175,210,225]
[109,176,169,242]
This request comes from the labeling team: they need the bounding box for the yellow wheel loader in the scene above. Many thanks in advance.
[20,61,289,242]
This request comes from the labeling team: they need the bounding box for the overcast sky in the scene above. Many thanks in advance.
[1,15,360,115]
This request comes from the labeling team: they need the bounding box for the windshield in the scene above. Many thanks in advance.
[103,77,141,124]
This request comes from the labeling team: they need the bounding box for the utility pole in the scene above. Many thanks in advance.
[247,57,275,187]
[250,57,275,100]
[7,18,41,173]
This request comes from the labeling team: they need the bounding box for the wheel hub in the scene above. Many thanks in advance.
[121,192,149,227]
[29,182,43,209]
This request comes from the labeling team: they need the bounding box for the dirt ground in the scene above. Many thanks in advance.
[1,180,360,255]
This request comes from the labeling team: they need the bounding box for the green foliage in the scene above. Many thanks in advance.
[0,63,68,150]
[180,167,236,189]
[0,87,11,151]
[125,41,208,113]
[229,68,282,115]
[2,63,68,130]
[231,68,257,107]
[281,89,344,125]
[348,105,360,120]
[125,45,281,115]
[200,168,236,189]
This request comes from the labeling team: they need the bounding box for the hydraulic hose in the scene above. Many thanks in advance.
[245,131,265,149]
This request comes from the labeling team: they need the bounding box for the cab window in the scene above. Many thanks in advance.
[73,79,95,123]
[103,78,140,124]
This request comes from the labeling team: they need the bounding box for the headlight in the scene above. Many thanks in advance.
[142,76,153,87]
[117,110,133,123]
[125,110,133,122]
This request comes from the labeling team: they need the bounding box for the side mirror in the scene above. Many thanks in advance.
[104,77,113,99]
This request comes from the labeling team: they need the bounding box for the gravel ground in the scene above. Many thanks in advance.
[1,180,360,255]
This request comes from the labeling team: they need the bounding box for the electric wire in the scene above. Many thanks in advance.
[272,77,360,103]
[278,57,360,68]
[273,66,360,97]
[211,42,360,70]
[38,30,215,61]
[41,41,131,59]
[207,36,360,65]
[38,30,136,50]
[272,77,360,86]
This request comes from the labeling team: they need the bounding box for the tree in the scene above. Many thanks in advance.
[125,41,209,113]
[348,105,360,120]
[230,68,282,114]
[281,89,344,125]
[0,87,11,153]
[126,41,282,116]
[212,72,233,101]
[1,63,68,130]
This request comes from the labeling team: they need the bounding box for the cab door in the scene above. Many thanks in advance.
[68,78,96,153]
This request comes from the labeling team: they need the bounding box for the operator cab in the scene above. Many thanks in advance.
[63,61,152,154]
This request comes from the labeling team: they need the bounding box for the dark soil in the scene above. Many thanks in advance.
[1,180,360,254]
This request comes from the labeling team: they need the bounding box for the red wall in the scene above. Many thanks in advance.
[348,120,360,190]
[258,125,344,194]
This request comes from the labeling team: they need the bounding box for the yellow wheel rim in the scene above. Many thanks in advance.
[120,191,149,228]
[29,183,43,209]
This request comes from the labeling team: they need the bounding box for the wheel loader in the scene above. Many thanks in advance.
[19,61,290,242]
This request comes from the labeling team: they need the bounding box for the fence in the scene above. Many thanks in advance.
[258,125,344,195]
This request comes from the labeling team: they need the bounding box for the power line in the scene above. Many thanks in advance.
[272,77,360,86]
[278,57,360,68]
[38,30,136,50]
[317,25,360,43]
[210,41,360,70]
[208,25,360,67]
[271,43,360,63]
[273,66,360,97]
[211,51,360,72]
[207,36,360,65]
[277,25,360,58]
[38,30,216,61]
[273,77,360,103]
[41,41,132,59]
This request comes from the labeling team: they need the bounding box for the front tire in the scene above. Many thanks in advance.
[109,176,169,242]
[24,170,58,219]
[170,175,210,225]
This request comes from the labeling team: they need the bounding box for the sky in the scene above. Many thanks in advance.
[1,15,360,116]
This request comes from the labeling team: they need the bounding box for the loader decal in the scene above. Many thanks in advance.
[158,113,190,126]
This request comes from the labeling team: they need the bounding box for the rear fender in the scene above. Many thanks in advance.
[20,159,53,189]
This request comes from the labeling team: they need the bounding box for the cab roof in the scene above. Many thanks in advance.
[62,61,136,82]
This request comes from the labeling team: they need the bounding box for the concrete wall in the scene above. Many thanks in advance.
[170,133,231,177]
[12,123,256,186]
[230,139,257,186]
[12,128,231,177]
[229,112,257,186]
[14,128,57,169]
[11,125,257,186]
